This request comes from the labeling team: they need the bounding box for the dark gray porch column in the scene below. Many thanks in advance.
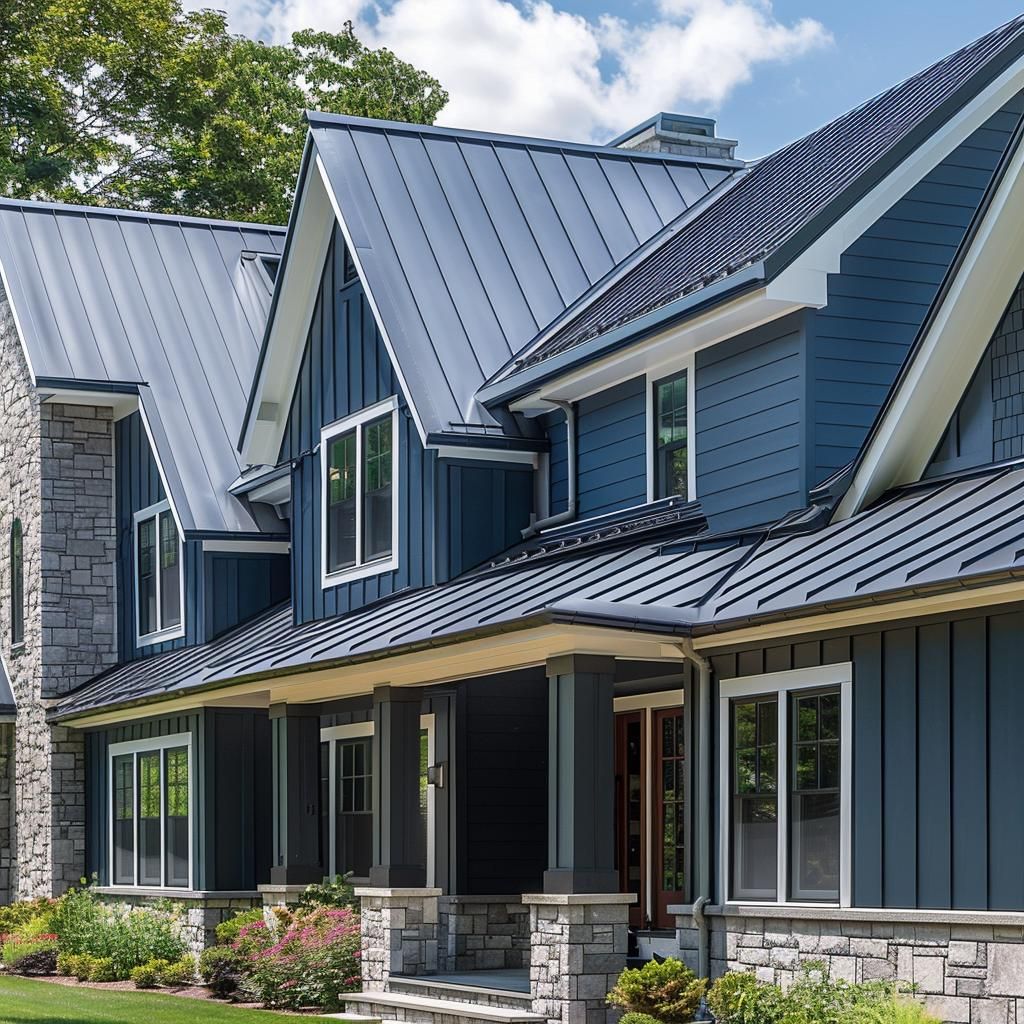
[269,703,322,885]
[370,685,425,887]
[544,654,618,893]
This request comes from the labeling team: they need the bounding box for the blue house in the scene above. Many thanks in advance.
[3,14,1024,1024]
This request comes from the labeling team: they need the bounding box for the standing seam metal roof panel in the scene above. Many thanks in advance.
[309,115,736,434]
[512,15,1024,373]
[0,200,286,535]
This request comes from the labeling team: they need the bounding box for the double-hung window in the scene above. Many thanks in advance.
[720,664,852,906]
[134,501,183,644]
[321,398,399,586]
[109,734,192,890]
[651,366,693,501]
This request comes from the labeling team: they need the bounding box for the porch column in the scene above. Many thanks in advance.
[544,654,618,893]
[268,703,322,886]
[370,685,425,887]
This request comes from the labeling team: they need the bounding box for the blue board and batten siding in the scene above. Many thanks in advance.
[809,92,1024,485]
[708,608,1024,910]
[281,229,437,624]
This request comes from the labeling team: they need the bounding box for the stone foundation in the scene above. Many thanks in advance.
[96,891,262,956]
[356,887,441,990]
[439,894,531,971]
[674,907,1024,1024]
[525,893,634,1024]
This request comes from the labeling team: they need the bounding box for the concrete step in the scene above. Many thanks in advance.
[388,976,534,1010]
[339,990,546,1024]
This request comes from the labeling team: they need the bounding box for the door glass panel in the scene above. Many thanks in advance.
[657,710,686,903]
[336,737,373,877]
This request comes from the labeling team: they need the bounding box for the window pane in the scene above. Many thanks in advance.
[164,747,189,888]
[731,698,778,900]
[327,431,357,572]
[138,752,161,886]
[113,755,134,885]
[137,516,157,636]
[362,416,393,562]
[158,511,181,630]
[654,371,688,500]
[790,690,841,901]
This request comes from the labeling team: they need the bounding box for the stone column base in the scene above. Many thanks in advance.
[524,892,635,1024]
[356,886,441,991]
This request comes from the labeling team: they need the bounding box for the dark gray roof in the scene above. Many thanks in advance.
[53,461,1024,720]
[0,200,286,535]
[499,15,1024,383]
[0,657,14,717]
[309,114,736,436]
[703,463,1024,627]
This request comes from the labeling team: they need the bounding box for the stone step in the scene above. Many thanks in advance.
[339,991,547,1024]
[387,977,534,1010]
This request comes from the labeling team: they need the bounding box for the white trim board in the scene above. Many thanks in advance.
[718,663,853,910]
[132,499,185,647]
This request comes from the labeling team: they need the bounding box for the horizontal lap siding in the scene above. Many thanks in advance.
[114,413,194,662]
[810,93,1024,485]
[542,410,569,516]
[459,671,548,894]
[575,376,646,518]
[281,229,436,625]
[708,609,1024,910]
[695,318,804,533]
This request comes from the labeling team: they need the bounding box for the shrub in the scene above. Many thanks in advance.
[2,937,58,975]
[299,874,358,912]
[214,908,264,946]
[0,898,56,939]
[87,957,118,983]
[130,960,166,989]
[200,944,242,998]
[708,970,786,1024]
[157,955,196,987]
[55,951,78,976]
[607,958,707,1024]
[68,953,100,982]
[233,905,361,1010]
[620,1013,664,1024]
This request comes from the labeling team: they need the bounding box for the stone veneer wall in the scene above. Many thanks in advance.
[0,287,118,898]
[438,895,531,971]
[0,723,13,903]
[676,910,1024,1024]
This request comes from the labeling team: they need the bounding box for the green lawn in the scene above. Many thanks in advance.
[0,976,313,1024]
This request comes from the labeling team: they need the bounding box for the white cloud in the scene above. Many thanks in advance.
[199,0,832,143]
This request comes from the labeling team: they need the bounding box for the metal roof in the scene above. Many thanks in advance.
[0,199,286,535]
[52,461,1024,720]
[308,113,736,435]
[499,14,1024,383]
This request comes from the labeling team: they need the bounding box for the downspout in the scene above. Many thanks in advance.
[678,637,712,979]
[522,400,576,539]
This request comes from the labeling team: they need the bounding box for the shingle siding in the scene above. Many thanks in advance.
[809,92,1024,485]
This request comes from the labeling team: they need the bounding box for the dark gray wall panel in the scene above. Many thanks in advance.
[205,552,290,640]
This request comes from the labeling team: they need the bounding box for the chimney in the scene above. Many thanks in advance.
[609,113,738,161]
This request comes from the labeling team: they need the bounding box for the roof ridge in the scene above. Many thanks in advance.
[0,195,285,233]
[303,109,745,169]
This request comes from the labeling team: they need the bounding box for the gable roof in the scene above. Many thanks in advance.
[490,14,1024,390]
[241,115,739,459]
[0,199,286,534]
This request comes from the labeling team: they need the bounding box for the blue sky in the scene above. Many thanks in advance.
[217,0,1024,158]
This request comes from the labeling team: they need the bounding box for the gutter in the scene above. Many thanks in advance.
[522,400,576,538]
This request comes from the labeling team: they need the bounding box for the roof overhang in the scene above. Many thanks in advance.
[836,107,1024,520]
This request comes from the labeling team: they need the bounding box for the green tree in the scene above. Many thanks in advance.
[0,1,448,222]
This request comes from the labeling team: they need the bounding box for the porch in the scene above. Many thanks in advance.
[266,654,695,1024]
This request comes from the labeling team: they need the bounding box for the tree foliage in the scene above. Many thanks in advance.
[0,0,448,222]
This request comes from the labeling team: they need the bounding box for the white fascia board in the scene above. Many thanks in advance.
[241,153,335,466]
[136,399,188,541]
[836,121,1024,520]
[40,388,138,420]
[315,155,429,448]
[774,51,1024,294]
[512,286,807,407]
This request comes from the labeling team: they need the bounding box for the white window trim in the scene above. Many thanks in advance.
[320,396,400,589]
[645,354,697,503]
[108,731,194,891]
[133,500,185,647]
[320,714,435,887]
[718,663,853,909]
[614,689,684,929]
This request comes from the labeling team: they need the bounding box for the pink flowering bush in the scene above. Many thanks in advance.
[232,906,361,1010]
